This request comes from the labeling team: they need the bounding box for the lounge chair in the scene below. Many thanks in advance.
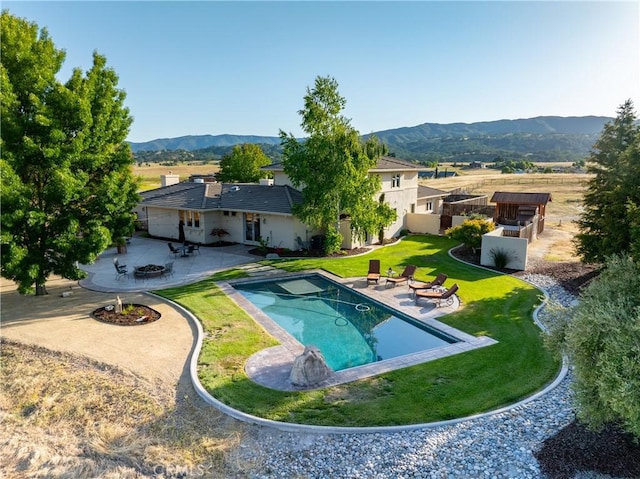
[408,273,448,296]
[415,283,459,307]
[113,258,128,280]
[367,259,381,284]
[386,264,417,288]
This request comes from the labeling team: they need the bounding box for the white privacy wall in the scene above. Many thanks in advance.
[480,228,528,271]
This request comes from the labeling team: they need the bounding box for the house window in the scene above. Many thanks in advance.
[180,210,200,227]
[223,211,229,216]
[392,174,401,188]
[410,203,415,214]
[426,201,433,212]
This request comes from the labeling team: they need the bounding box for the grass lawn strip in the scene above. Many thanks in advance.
[157,235,560,427]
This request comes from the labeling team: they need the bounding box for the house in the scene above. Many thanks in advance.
[136,179,313,250]
[136,156,424,250]
[416,185,449,214]
[469,161,486,169]
[265,156,423,247]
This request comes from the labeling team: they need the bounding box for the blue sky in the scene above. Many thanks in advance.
[5,1,639,142]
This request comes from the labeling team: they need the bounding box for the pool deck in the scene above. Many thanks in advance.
[221,271,497,391]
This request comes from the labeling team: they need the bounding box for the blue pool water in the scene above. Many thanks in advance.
[233,274,458,371]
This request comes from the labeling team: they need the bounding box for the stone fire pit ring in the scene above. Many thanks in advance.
[134,264,165,279]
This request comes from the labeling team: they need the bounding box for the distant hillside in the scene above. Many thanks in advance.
[129,134,281,153]
[130,116,612,164]
[364,116,610,163]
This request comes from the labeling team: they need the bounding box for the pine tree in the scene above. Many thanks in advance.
[575,100,640,263]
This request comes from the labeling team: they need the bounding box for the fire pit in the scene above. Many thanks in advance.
[134,264,165,279]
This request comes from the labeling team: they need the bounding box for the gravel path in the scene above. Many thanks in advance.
[237,274,578,479]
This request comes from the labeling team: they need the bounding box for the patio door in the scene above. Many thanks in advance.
[244,213,261,243]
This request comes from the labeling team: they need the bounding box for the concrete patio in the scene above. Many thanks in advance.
[79,235,257,293]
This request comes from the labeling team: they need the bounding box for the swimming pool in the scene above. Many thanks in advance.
[233,274,459,371]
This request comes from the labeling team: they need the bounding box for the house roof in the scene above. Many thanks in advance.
[264,156,422,172]
[370,156,422,171]
[417,185,449,199]
[490,191,552,205]
[140,182,302,215]
[218,183,303,214]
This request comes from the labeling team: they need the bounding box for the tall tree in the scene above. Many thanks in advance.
[279,75,395,253]
[217,143,271,183]
[1,11,139,295]
[575,100,640,263]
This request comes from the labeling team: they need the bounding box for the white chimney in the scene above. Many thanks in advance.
[161,174,180,187]
[259,178,274,186]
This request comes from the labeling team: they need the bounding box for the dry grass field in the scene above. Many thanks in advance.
[0,340,250,478]
[133,162,220,191]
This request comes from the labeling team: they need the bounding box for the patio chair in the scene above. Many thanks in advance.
[113,258,128,280]
[168,242,179,259]
[386,264,417,288]
[191,243,201,255]
[162,261,174,278]
[367,259,381,284]
[415,283,459,307]
[133,266,147,282]
[187,244,195,256]
[408,273,448,296]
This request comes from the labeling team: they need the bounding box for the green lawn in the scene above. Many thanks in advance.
[157,235,560,426]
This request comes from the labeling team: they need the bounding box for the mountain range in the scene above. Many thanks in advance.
[129,115,612,163]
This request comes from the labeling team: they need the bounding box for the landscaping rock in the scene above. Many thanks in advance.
[289,345,333,387]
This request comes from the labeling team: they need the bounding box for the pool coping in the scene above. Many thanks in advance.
[219,270,497,391]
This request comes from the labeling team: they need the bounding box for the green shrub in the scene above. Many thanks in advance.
[445,218,495,252]
[323,227,343,255]
[545,255,640,438]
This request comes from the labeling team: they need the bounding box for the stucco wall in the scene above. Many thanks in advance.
[147,207,210,244]
[147,207,179,240]
[272,171,294,187]
[416,196,442,214]
[406,213,442,235]
[480,227,528,271]
[260,214,308,250]
[378,171,419,237]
